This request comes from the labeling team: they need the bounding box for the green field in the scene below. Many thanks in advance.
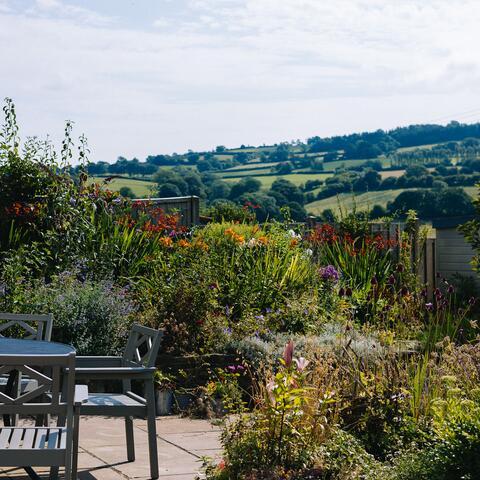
[306,186,479,216]
[306,189,413,215]
[224,162,278,171]
[223,173,333,189]
[90,176,155,197]
[220,168,274,178]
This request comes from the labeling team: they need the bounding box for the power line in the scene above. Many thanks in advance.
[427,107,480,123]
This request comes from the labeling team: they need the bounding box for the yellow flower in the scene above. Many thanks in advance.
[257,236,268,245]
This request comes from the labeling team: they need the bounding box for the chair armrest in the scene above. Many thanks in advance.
[75,356,123,368]
[74,366,156,381]
[74,385,89,405]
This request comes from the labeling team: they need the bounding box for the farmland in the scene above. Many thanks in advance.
[89,176,155,197]
[222,172,332,188]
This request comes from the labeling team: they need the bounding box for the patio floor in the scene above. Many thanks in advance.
[0,416,223,480]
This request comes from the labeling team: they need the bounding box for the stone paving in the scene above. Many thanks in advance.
[1,416,223,480]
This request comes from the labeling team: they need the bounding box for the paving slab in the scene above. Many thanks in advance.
[1,415,221,480]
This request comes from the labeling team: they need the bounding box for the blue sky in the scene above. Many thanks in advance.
[1,0,480,162]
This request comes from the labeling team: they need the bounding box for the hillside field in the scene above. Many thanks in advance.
[90,176,155,197]
[306,186,479,216]
[222,172,333,189]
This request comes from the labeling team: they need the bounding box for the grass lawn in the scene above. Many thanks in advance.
[90,176,155,198]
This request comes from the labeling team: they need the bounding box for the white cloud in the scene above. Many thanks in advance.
[27,0,114,26]
[153,17,169,28]
[1,0,480,162]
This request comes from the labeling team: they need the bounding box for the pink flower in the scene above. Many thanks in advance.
[293,357,309,372]
[283,340,294,367]
[266,380,276,403]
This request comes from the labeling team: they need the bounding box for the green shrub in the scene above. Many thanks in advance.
[19,272,135,355]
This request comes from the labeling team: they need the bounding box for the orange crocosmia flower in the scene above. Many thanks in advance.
[257,236,268,245]
[235,234,245,244]
[290,238,299,247]
[193,239,209,251]
[177,239,191,248]
[159,236,173,247]
[224,228,235,237]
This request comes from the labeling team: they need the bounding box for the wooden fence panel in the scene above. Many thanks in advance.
[136,196,200,227]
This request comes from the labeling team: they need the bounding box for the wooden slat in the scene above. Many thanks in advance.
[47,429,59,450]
[9,428,23,448]
[59,428,67,449]
[0,428,12,448]
[34,428,48,449]
[22,428,35,449]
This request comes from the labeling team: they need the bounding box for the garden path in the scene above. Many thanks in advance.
[0,416,222,480]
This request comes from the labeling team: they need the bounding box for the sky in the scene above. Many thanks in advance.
[1,0,480,163]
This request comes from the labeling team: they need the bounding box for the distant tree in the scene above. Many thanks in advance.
[304,179,323,191]
[119,186,136,198]
[364,170,382,190]
[270,179,304,204]
[215,145,226,153]
[209,180,231,200]
[138,163,158,176]
[158,183,182,197]
[310,158,324,171]
[370,204,386,219]
[435,188,474,217]
[229,177,262,200]
[269,144,290,162]
[405,165,429,177]
[234,152,249,164]
[363,160,383,171]
[125,158,141,176]
[323,152,339,162]
[285,201,307,221]
[240,192,280,222]
[321,209,336,222]
[274,162,293,174]
[87,161,109,176]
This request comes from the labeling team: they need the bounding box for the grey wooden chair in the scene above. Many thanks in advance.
[0,312,53,342]
[74,324,163,479]
[0,313,54,425]
[0,352,84,480]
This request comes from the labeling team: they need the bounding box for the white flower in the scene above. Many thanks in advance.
[288,229,301,239]
[304,248,313,256]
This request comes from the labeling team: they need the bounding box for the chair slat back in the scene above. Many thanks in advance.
[0,353,75,417]
[122,324,163,368]
[0,313,53,341]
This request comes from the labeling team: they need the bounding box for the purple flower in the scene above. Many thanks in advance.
[255,315,265,321]
[425,302,434,312]
[371,276,378,286]
[388,275,396,285]
[225,305,231,317]
[319,265,340,282]
[447,284,455,294]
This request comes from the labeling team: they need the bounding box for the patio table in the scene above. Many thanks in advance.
[0,337,76,480]
[0,337,75,355]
